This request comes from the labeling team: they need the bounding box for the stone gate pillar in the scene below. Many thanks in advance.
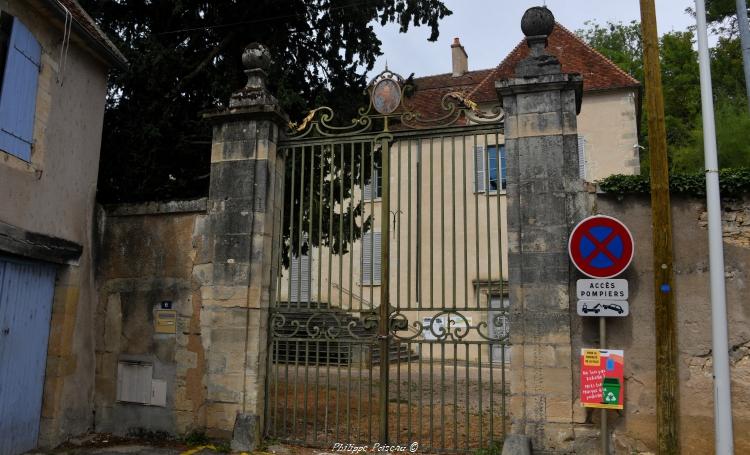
[201,44,286,450]
[496,7,587,453]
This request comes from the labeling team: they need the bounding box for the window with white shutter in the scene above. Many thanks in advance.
[474,146,486,192]
[474,145,506,193]
[361,232,381,285]
[578,135,587,180]
[0,16,41,161]
[289,255,311,303]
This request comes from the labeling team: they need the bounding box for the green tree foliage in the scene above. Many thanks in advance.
[686,0,747,36]
[80,0,451,203]
[711,35,747,100]
[578,19,750,175]
[706,0,742,23]
[660,31,701,147]
[577,20,643,81]
[672,100,750,171]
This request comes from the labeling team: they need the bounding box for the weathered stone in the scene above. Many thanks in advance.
[231,413,260,452]
[496,7,585,452]
[208,160,265,200]
[501,434,532,455]
[206,373,244,402]
[104,293,123,352]
[206,402,240,436]
[201,44,287,441]
[516,91,561,114]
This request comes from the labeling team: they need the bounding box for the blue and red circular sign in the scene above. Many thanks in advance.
[568,215,634,279]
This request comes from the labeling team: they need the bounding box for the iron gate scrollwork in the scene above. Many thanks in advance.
[266,69,510,452]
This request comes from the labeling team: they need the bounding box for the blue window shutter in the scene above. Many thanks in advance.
[0,18,41,161]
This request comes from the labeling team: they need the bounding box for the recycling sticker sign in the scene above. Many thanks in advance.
[580,349,625,410]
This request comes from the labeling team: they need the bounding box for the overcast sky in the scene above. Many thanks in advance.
[370,0,697,78]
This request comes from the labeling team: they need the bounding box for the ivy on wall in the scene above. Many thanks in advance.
[598,168,750,198]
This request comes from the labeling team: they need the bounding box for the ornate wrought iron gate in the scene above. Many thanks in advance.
[266,70,509,452]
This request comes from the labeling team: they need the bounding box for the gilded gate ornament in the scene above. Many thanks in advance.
[285,68,504,139]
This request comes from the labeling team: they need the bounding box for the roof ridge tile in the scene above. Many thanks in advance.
[553,22,639,86]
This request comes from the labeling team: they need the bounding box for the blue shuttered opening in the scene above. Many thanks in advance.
[0,258,56,455]
[0,17,41,161]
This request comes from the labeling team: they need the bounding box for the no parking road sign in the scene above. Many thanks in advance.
[569,215,634,279]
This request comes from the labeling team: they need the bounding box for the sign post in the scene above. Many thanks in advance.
[569,215,634,454]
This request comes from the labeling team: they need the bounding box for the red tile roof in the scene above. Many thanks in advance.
[407,22,639,119]
[402,68,494,120]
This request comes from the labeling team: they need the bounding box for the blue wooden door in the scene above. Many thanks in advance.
[0,258,56,455]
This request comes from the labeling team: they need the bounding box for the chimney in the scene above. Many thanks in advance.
[451,37,468,77]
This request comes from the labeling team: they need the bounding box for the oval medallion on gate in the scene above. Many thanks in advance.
[372,78,401,114]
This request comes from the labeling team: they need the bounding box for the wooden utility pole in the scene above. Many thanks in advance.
[639,1,679,453]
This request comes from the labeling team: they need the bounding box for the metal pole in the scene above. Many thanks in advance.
[695,2,736,453]
[378,135,392,445]
[736,0,750,113]
[600,317,608,455]
[639,1,679,453]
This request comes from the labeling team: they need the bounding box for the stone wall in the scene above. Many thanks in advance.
[94,45,286,450]
[94,199,209,436]
[91,191,750,453]
[588,194,750,454]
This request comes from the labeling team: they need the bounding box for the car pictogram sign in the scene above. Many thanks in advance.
[569,215,634,279]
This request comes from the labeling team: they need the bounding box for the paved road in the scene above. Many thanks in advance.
[28,446,182,455]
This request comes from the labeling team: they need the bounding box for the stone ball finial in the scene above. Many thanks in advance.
[521,6,555,37]
[242,42,272,72]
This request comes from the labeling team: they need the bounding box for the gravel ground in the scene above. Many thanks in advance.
[267,363,509,452]
[28,362,506,455]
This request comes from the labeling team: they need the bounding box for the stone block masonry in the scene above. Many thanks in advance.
[92,43,287,449]
[94,203,209,436]
[201,43,287,450]
[496,6,593,453]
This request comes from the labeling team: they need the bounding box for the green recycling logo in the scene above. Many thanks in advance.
[601,377,621,405]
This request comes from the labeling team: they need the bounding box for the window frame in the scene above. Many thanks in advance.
[0,12,13,91]
[0,14,42,163]
[577,135,587,180]
[289,254,312,304]
[360,231,382,286]
[363,152,383,201]
[474,144,507,194]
